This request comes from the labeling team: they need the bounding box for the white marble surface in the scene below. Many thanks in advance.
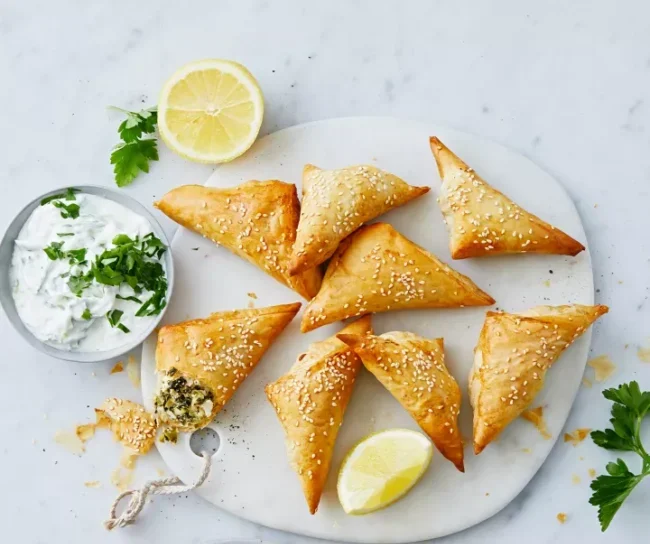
[1,1,649,543]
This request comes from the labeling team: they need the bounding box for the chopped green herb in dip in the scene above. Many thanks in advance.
[10,192,167,352]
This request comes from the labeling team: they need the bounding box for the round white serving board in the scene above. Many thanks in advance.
[142,117,593,543]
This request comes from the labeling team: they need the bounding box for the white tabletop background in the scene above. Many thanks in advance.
[1,1,649,543]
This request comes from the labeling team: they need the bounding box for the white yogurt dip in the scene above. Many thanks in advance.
[10,191,167,352]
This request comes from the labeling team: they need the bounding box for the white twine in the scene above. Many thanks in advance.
[105,450,212,530]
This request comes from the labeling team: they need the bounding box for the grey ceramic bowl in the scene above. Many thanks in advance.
[0,185,174,363]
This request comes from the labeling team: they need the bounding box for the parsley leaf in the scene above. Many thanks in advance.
[43,242,87,265]
[52,200,80,219]
[116,294,142,303]
[116,107,158,143]
[106,309,124,328]
[57,232,74,237]
[41,187,79,206]
[590,382,650,531]
[71,233,168,316]
[43,241,65,260]
[111,139,159,187]
[106,310,130,333]
[67,248,87,265]
[81,308,92,320]
[109,106,159,187]
[68,272,93,297]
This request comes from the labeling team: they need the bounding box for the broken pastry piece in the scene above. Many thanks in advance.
[288,164,429,275]
[154,303,300,433]
[338,331,464,471]
[95,398,158,455]
[265,316,372,514]
[429,137,585,259]
[470,304,608,454]
[301,222,494,333]
[155,181,322,300]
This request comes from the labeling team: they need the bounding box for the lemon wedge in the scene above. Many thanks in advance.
[158,59,264,163]
[337,429,433,515]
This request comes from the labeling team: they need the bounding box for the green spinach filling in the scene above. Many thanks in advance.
[154,368,214,426]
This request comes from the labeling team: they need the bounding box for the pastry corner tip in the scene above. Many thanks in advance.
[429,135,442,147]
[284,301,303,314]
[287,258,304,277]
[336,333,360,347]
[473,443,486,455]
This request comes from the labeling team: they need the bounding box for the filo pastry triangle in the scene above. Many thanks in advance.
[338,331,465,471]
[265,316,372,514]
[154,303,300,433]
[429,137,585,259]
[470,304,608,454]
[155,181,322,300]
[288,164,429,275]
[301,222,494,333]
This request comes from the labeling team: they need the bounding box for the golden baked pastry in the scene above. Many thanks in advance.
[470,304,608,454]
[95,398,158,455]
[265,316,372,514]
[338,331,464,471]
[430,137,585,259]
[154,303,301,433]
[288,164,429,275]
[155,181,322,299]
[301,222,494,332]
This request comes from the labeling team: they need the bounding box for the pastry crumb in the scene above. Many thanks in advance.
[564,428,591,446]
[637,347,650,363]
[54,429,85,455]
[557,512,567,524]
[126,355,141,388]
[84,480,101,488]
[587,355,616,382]
[571,474,581,484]
[581,377,592,388]
[110,361,124,374]
[247,300,255,308]
[247,292,258,299]
[521,447,532,454]
[75,423,96,443]
[543,279,551,287]
[110,467,134,491]
[522,406,551,439]
[485,492,490,496]
[156,468,166,477]
[588,468,597,479]
[120,448,139,469]
[95,398,157,455]
[579,456,585,461]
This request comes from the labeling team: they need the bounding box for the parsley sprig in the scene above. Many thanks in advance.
[68,233,167,318]
[589,381,650,531]
[109,106,159,187]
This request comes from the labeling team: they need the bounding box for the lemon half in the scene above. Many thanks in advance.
[158,59,264,163]
[337,429,433,515]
